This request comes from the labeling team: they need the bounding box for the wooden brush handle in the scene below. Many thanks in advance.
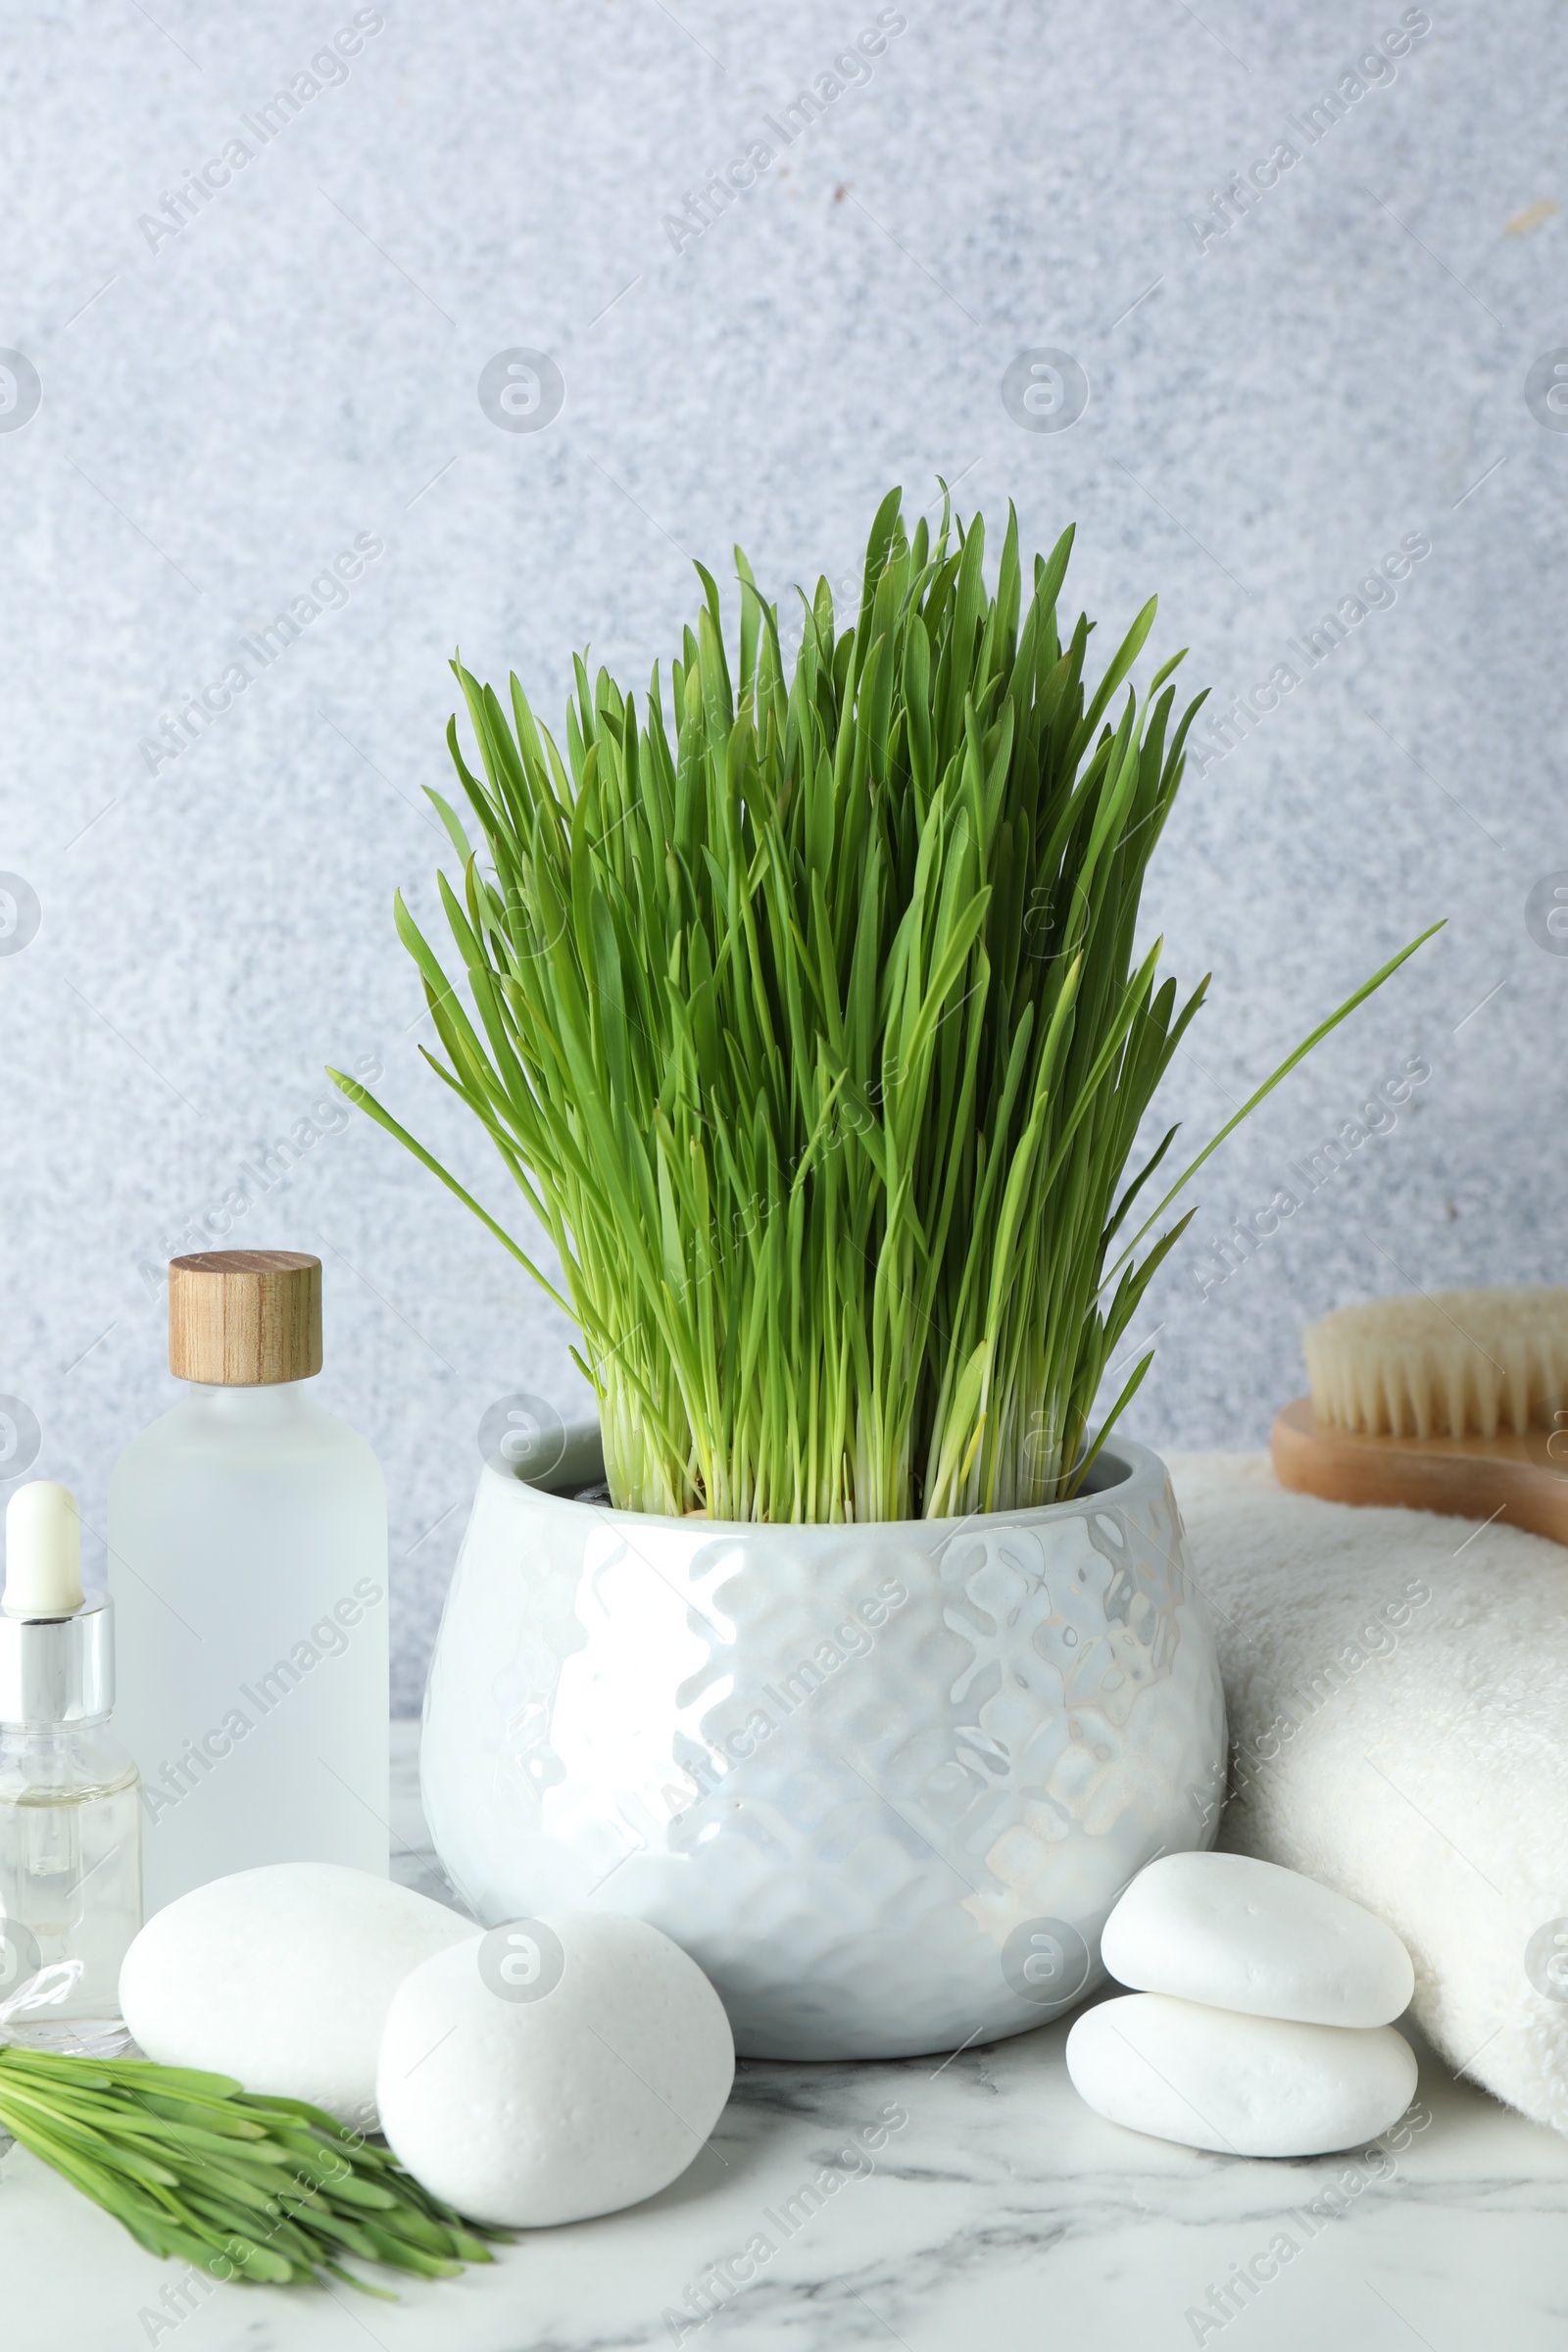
[1270,1396,1568,1548]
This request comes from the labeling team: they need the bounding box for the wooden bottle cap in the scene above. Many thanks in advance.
[168,1251,323,1386]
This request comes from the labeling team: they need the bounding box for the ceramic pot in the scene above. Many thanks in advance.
[419,1429,1225,2060]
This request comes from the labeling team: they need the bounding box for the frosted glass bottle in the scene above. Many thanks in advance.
[108,1252,388,1916]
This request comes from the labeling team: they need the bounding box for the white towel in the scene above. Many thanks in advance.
[1169,1450,1568,2134]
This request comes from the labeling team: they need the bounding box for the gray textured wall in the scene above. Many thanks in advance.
[2,1,1563,1710]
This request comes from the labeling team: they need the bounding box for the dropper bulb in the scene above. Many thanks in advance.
[3,1482,84,1617]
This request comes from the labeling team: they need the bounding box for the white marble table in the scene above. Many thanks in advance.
[4,1724,1567,2352]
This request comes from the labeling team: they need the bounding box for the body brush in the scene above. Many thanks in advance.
[1273,1286,1568,1542]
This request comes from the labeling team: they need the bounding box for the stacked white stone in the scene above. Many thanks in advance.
[1066,1851,1417,2158]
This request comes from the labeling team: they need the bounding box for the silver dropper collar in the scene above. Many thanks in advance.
[0,1598,115,1728]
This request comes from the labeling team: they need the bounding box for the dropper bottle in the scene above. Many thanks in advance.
[0,1483,142,2053]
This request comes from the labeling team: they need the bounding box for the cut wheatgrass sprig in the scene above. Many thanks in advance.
[332,486,1440,1522]
[0,2046,507,2295]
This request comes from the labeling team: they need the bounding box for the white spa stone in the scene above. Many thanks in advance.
[1066,1992,1418,2157]
[119,1863,473,2129]
[1102,1851,1414,2028]
[375,1911,735,2228]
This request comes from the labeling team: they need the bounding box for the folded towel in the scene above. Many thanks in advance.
[1169,1450,1568,2134]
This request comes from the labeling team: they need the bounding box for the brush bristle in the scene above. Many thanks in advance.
[1302,1287,1568,1440]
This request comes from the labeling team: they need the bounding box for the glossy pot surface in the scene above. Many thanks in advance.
[421,1434,1226,2059]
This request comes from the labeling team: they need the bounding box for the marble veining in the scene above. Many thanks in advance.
[1,1724,1566,2350]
